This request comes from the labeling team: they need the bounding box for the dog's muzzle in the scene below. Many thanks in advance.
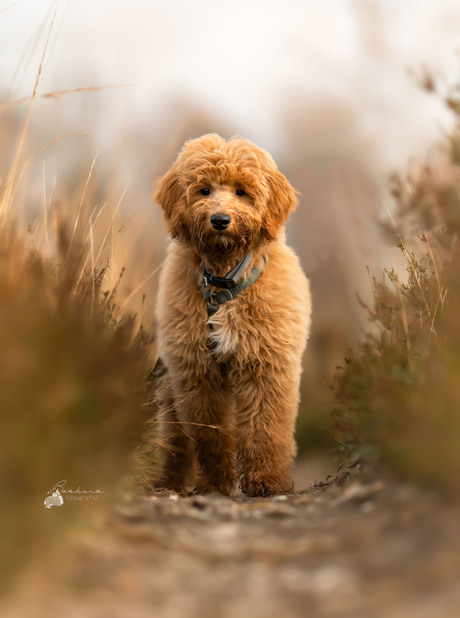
[210,213,231,231]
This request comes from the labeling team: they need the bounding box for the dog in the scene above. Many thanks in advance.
[153,133,311,497]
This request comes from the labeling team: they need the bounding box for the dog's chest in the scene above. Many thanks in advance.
[206,305,241,357]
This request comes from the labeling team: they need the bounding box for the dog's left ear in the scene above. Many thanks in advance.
[262,168,298,241]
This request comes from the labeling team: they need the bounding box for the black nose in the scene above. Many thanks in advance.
[210,213,231,231]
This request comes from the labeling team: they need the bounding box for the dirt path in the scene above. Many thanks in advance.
[5,462,460,618]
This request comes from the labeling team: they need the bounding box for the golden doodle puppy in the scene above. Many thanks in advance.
[154,133,311,497]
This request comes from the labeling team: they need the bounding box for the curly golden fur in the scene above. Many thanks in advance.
[154,133,311,497]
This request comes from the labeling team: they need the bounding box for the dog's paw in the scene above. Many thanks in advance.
[151,475,185,495]
[191,480,233,497]
[240,476,294,498]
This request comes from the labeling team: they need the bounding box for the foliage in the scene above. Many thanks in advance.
[0,209,154,592]
[333,86,460,493]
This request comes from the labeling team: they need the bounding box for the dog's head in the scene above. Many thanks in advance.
[154,133,298,259]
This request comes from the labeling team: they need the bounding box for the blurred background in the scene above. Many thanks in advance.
[2,0,460,462]
[2,0,459,374]
[2,0,460,612]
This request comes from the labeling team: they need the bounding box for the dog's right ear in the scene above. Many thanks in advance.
[154,163,185,220]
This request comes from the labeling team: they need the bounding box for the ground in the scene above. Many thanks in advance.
[4,459,460,618]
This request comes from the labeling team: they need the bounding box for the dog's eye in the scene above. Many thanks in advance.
[235,188,246,196]
[200,188,211,196]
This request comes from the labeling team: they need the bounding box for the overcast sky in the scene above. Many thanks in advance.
[1,0,460,167]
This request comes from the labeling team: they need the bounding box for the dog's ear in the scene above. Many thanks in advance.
[262,168,298,241]
[154,163,185,220]
[154,163,188,239]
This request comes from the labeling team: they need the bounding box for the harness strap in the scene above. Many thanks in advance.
[198,254,268,319]
[202,252,254,289]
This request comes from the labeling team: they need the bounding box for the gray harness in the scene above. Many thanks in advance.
[197,252,268,320]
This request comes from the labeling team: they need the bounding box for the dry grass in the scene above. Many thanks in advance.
[332,76,460,495]
[0,20,159,592]
[0,217,156,592]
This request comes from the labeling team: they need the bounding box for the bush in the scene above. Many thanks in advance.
[0,222,154,592]
[333,89,460,494]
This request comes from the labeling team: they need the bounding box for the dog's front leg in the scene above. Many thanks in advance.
[155,379,192,494]
[175,376,235,496]
[233,362,299,497]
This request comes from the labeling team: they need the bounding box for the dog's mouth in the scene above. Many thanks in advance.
[194,226,248,257]
[207,229,237,249]
[213,228,231,239]
[186,209,262,258]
